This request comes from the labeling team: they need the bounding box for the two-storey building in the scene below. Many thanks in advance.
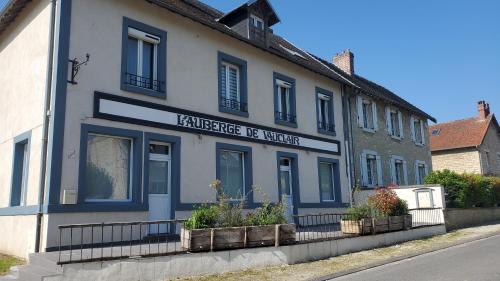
[0,0,356,257]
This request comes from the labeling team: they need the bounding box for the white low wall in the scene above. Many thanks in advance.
[56,225,446,281]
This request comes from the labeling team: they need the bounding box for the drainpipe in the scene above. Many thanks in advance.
[35,0,57,253]
[341,84,354,207]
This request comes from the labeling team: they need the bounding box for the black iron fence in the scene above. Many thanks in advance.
[124,72,164,92]
[57,220,185,265]
[294,213,355,242]
[219,96,248,113]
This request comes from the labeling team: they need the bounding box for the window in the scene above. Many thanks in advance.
[415,161,429,185]
[431,129,440,136]
[361,150,382,188]
[79,124,143,206]
[249,15,264,30]
[316,87,336,135]
[319,162,335,201]
[216,143,253,204]
[274,73,296,127]
[357,96,378,132]
[390,156,408,186]
[218,52,248,117]
[121,17,167,98]
[411,116,426,145]
[386,106,403,139]
[10,132,31,207]
[85,135,132,202]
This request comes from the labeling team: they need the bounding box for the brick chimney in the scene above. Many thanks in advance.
[477,100,491,119]
[333,49,354,75]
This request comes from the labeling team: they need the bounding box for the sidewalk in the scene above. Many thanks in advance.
[171,222,500,281]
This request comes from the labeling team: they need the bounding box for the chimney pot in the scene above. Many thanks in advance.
[477,100,491,119]
[333,49,354,75]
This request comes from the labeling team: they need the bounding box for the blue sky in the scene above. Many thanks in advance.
[203,0,500,123]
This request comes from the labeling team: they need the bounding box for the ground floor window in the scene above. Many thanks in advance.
[415,161,429,185]
[390,156,408,186]
[10,132,31,207]
[216,143,252,203]
[319,162,335,201]
[361,150,382,188]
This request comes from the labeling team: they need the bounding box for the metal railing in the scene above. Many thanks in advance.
[294,213,356,242]
[409,208,445,228]
[220,96,248,112]
[124,72,164,92]
[318,121,335,132]
[275,111,297,124]
[56,219,185,265]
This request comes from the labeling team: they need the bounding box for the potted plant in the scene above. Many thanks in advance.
[341,187,412,235]
[181,181,296,252]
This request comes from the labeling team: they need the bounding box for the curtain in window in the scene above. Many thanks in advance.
[127,37,138,77]
[220,150,244,199]
[85,135,131,201]
[320,162,334,200]
[228,67,238,101]
[142,41,154,81]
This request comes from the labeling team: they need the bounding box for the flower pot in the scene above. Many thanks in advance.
[341,214,412,235]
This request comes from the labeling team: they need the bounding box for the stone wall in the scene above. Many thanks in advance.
[431,148,481,174]
[444,208,500,230]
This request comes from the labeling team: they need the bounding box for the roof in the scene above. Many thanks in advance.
[218,0,280,27]
[0,0,435,122]
[429,115,498,152]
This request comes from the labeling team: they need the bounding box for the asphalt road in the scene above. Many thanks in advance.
[329,234,500,281]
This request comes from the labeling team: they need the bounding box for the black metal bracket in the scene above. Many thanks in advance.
[68,53,90,85]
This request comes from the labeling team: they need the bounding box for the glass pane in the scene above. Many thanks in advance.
[220,151,244,199]
[20,144,29,206]
[280,171,291,195]
[220,65,227,98]
[367,158,373,185]
[321,100,328,124]
[228,66,238,101]
[149,144,169,155]
[280,87,288,114]
[127,37,138,76]
[85,135,131,201]
[149,160,168,194]
[320,163,334,200]
[142,41,154,81]
[280,158,290,166]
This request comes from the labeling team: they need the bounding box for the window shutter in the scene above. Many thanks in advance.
[228,67,238,101]
[385,106,392,134]
[424,163,429,177]
[410,116,416,142]
[398,111,404,139]
[414,161,419,185]
[390,158,396,184]
[420,121,426,145]
[356,96,364,127]
[403,160,408,186]
[220,64,227,98]
[372,101,378,131]
[360,153,368,186]
[376,155,383,187]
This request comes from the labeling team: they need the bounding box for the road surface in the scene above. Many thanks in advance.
[330,234,500,281]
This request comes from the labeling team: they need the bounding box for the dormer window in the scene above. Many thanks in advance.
[249,15,264,30]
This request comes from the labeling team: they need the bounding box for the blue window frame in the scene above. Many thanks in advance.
[9,131,31,207]
[215,143,254,207]
[218,51,248,117]
[121,17,167,99]
[317,157,341,203]
[78,124,143,207]
[273,72,297,127]
[315,87,336,136]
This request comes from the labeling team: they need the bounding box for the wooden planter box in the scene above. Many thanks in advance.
[181,224,296,252]
[341,214,412,235]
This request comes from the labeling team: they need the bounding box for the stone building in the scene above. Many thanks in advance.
[430,101,500,176]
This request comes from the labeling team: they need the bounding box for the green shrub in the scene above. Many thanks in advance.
[244,195,287,226]
[424,170,469,207]
[390,198,409,216]
[184,204,218,230]
[345,188,409,220]
[344,203,372,220]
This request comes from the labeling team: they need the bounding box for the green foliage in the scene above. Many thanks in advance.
[245,194,287,226]
[184,204,218,230]
[425,170,499,208]
[390,198,409,216]
[345,188,409,220]
[345,204,372,220]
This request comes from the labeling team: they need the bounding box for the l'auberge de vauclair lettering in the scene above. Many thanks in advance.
[176,114,300,146]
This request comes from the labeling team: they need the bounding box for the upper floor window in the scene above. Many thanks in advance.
[274,73,296,127]
[249,15,264,30]
[121,17,167,98]
[316,87,336,135]
[415,161,429,185]
[411,116,426,145]
[390,156,408,186]
[218,52,248,117]
[361,150,382,188]
[386,106,403,139]
[357,96,378,132]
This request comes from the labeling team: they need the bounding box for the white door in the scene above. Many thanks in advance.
[148,142,171,234]
[279,158,294,223]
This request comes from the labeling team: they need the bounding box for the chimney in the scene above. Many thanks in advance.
[333,49,354,75]
[477,100,491,119]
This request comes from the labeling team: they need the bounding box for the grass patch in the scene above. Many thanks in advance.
[0,254,24,276]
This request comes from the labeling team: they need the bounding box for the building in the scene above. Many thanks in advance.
[316,51,436,200]
[0,0,435,258]
[430,101,500,176]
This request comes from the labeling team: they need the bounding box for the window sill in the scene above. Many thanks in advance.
[361,128,376,134]
[390,135,403,141]
[219,107,249,118]
[121,83,166,99]
[45,202,148,213]
[414,142,425,147]
[317,128,337,136]
[275,119,298,128]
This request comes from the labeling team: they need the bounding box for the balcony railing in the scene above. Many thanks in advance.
[124,72,164,92]
[220,96,248,113]
[318,121,335,132]
[275,111,297,124]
